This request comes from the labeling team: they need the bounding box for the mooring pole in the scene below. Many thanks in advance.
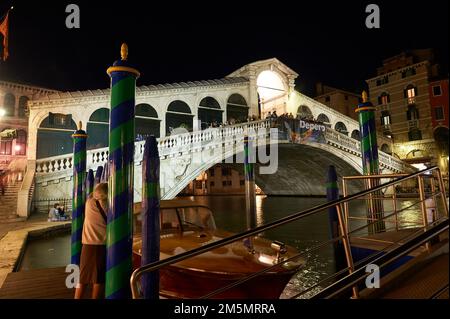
[244,135,257,250]
[326,165,346,271]
[86,169,94,198]
[355,91,385,234]
[105,43,140,299]
[141,136,161,299]
[101,161,110,183]
[71,121,87,266]
[94,166,103,186]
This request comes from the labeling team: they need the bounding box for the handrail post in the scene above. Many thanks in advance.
[342,178,349,232]
[335,203,359,299]
[392,183,398,231]
[436,169,449,217]
[417,175,431,251]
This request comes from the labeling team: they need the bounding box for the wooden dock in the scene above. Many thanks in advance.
[0,267,87,299]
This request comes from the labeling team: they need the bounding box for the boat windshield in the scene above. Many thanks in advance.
[161,206,216,234]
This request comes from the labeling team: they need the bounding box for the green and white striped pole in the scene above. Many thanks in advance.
[71,121,87,266]
[105,43,140,299]
[355,91,385,234]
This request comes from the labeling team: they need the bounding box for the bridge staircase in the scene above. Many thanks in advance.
[0,180,26,223]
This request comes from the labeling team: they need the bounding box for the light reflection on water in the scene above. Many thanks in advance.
[190,195,429,298]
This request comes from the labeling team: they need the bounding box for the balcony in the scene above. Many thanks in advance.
[408,120,419,130]
[407,96,416,105]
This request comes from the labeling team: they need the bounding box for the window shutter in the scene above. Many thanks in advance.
[403,89,407,98]
[414,87,418,96]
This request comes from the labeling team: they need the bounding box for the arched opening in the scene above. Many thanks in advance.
[256,70,286,119]
[434,126,449,156]
[378,92,390,105]
[0,128,13,155]
[380,143,392,155]
[87,108,109,149]
[226,94,248,124]
[15,129,27,156]
[198,97,223,129]
[351,129,361,141]
[166,100,193,134]
[136,103,160,140]
[18,96,29,118]
[37,113,77,159]
[3,93,15,117]
[334,121,348,135]
[296,105,313,120]
[317,113,331,127]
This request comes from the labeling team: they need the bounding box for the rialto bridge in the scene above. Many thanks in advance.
[16,58,414,217]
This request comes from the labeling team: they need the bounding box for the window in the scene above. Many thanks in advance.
[221,167,231,176]
[381,110,391,126]
[227,180,232,186]
[195,181,203,189]
[210,181,215,187]
[407,87,416,98]
[435,107,444,120]
[376,76,389,86]
[407,105,419,121]
[0,140,12,155]
[15,130,27,156]
[240,180,245,186]
[378,93,390,105]
[3,93,15,117]
[408,129,422,141]
[432,85,442,96]
[18,96,29,118]
[209,168,215,177]
[402,68,416,78]
[344,95,348,101]
[404,85,418,104]
[325,96,330,102]
[222,181,227,187]
[49,113,73,127]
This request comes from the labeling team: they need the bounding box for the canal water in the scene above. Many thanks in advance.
[19,194,430,298]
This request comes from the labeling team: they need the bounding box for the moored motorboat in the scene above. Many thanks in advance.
[132,199,305,299]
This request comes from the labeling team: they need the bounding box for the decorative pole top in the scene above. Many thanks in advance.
[77,121,83,130]
[362,91,368,103]
[106,43,140,78]
[121,43,128,61]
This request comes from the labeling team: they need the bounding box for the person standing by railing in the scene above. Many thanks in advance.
[74,182,108,299]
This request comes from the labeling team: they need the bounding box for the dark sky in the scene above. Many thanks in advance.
[0,0,448,96]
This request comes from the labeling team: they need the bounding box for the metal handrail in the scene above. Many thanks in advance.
[310,218,449,299]
[130,165,446,298]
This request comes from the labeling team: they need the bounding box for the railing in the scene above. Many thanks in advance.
[130,166,448,299]
[35,120,271,176]
[35,119,412,180]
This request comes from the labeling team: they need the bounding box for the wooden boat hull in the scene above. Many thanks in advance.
[132,252,296,299]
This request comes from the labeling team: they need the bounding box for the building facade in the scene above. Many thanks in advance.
[314,83,361,122]
[429,78,449,174]
[182,165,246,195]
[0,81,58,171]
[366,49,446,171]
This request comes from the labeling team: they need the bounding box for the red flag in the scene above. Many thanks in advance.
[0,11,9,61]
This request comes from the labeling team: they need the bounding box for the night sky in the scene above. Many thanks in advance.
[0,1,448,96]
